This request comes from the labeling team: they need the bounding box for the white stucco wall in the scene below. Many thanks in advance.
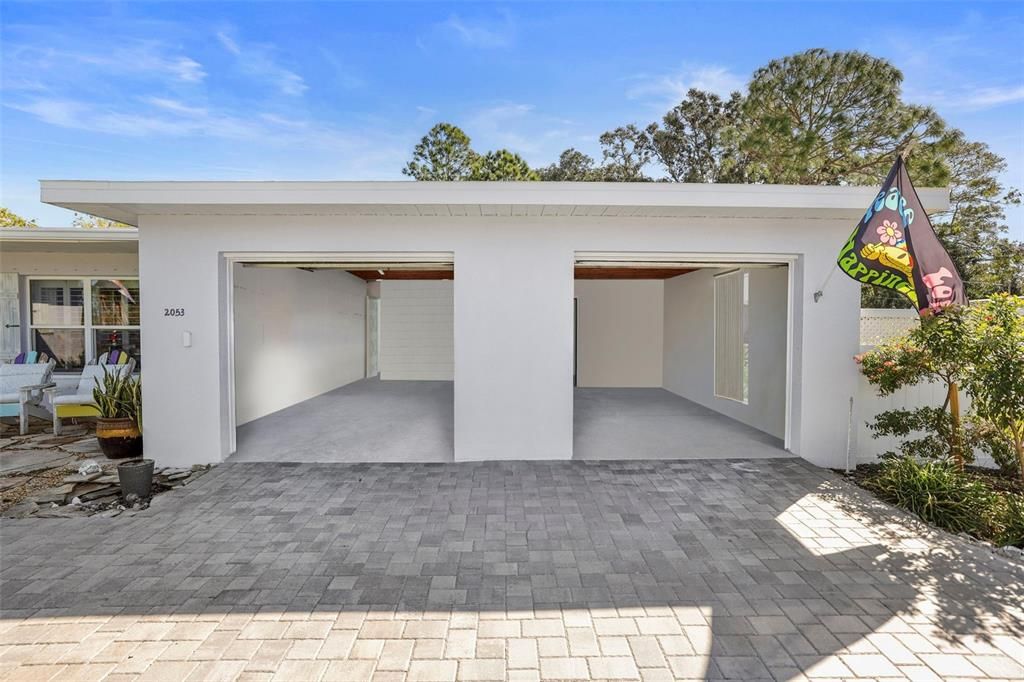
[663,267,789,440]
[133,212,860,468]
[379,280,454,380]
[574,279,663,387]
[232,265,366,425]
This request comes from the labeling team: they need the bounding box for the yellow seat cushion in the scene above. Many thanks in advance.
[55,404,100,418]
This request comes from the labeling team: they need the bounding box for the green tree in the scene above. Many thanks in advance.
[598,125,652,181]
[741,49,951,186]
[0,207,37,228]
[965,294,1024,481]
[72,213,132,229]
[858,304,975,469]
[468,149,539,181]
[538,148,600,181]
[931,132,1023,298]
[402,123,478,180]
[642,89,748,183]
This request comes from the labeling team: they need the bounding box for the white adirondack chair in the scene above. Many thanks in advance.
[44,359,136,435]
[0,358,57,435]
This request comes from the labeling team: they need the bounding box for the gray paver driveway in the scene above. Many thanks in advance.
[1,458,1022,681]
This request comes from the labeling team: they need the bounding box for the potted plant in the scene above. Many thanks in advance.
[93,368,144,459]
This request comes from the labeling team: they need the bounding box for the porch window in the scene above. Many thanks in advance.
[29,277,140,371]
[714,270,749,403]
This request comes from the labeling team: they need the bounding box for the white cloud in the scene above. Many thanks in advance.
[166,56,206,83]
[625,64,746,106]
[965,85,1024,108]
[905,83,1024,112]
[5,95,370,147]
[437,12,515,49]
[215,31,242,55]
[142,97,209,117]
[464,102,578,164]
[1,42,207,88]
[216,29,308,96]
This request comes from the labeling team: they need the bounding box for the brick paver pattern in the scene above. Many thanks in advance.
[1,458,1022,681]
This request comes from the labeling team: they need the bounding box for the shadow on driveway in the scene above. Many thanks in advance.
[2,459,1022,680]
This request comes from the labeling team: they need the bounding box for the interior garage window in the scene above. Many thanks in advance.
[714,270,749,403]
[29,277,140,371]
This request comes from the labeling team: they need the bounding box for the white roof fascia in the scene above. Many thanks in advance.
[39,180,950,227]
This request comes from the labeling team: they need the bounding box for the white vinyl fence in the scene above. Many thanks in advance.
[855,308,996,468]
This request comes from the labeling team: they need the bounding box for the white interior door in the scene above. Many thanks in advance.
[0,273,20,362]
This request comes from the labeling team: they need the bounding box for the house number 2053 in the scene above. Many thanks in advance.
[164,308,185,317]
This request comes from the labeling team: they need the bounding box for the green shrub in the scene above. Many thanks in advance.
[868,406,969,463]
[865,457,994,535]
[996,493,1024,548]
[969,419,1020,477]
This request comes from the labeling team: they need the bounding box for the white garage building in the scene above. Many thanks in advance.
[5,181,947,469]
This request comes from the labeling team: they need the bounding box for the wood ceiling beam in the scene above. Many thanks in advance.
[573,267,696,279]
[347,269,454,280]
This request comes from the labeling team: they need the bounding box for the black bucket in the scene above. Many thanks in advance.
[117,459,155,500]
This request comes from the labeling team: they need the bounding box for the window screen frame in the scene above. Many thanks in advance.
[713,269,750,404]
[27,275,140,372]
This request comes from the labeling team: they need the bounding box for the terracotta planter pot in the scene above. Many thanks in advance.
[96,417,143,459]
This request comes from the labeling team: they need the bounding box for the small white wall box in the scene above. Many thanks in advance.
[182,331,192,348]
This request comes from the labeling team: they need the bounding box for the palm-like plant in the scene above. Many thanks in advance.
[93,367,142,430]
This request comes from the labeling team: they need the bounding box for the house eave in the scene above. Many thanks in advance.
[40,180,951,228]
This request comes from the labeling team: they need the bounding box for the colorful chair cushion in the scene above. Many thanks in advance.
[12,351,49,364]
[101,350,132,365]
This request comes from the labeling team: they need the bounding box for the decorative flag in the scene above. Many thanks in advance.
[837,156,966,314]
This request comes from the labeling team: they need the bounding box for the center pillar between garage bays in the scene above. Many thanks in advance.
[453,241,574,461]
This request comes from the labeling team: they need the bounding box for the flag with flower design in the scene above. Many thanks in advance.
[837,156,966,314]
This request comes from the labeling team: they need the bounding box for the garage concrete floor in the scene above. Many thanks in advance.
[574,387,786,460]
[232,379,785,463]
[232,377,455,463]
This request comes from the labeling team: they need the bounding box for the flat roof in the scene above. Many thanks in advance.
[0,227,139,253]
[40,180,950,227]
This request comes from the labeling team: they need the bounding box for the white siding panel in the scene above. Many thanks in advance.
[379,280,454,380]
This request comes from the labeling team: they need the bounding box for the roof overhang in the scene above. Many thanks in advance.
[0,227,139,253]
[40,180,950,228]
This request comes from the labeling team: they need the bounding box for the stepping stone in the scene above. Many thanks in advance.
[0,476,29,491]
[62,438,102,454]
[31,484,75,504]
[78,485,119,502]
[63,472,102,484]
[3,500,38,518]
[0,450,75,475]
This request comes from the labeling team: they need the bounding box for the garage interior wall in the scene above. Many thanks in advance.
[379,279,454,380]
[233,265,367,425]
[574,279,663,387]
[663,267,788,439]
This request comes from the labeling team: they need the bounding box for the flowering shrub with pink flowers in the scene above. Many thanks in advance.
[858,295,1023,479]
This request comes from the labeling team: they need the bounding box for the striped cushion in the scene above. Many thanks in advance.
[12,351,49,364]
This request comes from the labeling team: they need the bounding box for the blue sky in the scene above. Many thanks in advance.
[2,1,1022,237]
